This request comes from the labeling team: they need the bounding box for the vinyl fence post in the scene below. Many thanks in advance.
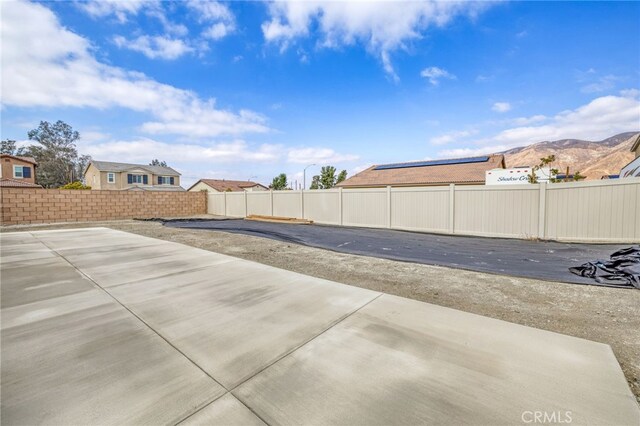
[223,190,227,217]
[270,190,274,217]
[449,184,455,234]
[386,185,392,229]
[338,187,343,226]
[300,190,304,219]
[244,190,248,218]
[538,183,547,239]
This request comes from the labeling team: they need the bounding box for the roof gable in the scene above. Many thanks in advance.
[0,154,37,165]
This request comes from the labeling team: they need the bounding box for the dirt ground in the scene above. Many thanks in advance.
[3,219,639,403]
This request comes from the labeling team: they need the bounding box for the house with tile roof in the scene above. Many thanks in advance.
[83,161,185,191]
[0,178,43,188]
[188,179,268,193]
[337,155,506,188]
[1,154,39,187]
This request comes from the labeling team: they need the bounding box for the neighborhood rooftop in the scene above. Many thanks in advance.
[0,177,42,188]
[88,161,180,176]
[337,154,506,187]
[1,154,37,165]
[189,179,268,192]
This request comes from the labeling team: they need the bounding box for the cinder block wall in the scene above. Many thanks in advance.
[0,188,207,225]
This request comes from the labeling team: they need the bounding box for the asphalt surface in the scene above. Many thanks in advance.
[163,219,630,286]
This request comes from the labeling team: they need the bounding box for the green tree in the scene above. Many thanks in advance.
[21,120,81,188]
[1,139,17,155]
[76,154,92,183]
[573,170,586,181]
[150,159,168,167]
[270,173,288,190]
[310,166,347,189]
[528,155,559,184]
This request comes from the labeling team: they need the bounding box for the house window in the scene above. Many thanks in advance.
[158,176,175,185]
[13,166,31,179]
[107,173,115,183]
[127,174,147,184]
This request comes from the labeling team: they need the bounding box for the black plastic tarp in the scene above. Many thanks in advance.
[569,246,640,289]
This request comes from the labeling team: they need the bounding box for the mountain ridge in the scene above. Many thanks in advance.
[499,131,638,179]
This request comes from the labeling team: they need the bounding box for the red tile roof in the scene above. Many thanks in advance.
[337,155,506,187]
[0,178,42,188]
[189,179,268,192]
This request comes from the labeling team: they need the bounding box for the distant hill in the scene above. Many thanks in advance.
[501,132,638,179]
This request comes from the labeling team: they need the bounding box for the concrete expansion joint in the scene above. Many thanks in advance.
[27,231,383,426]
[176,293,383,425]
[29,231,227,393]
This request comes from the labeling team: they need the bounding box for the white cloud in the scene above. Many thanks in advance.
[438,145,509,158]
[262,1,493,81]
[581,74,622,94]
[113,35,194,60]
[430,130,476,145]
[491,102,512,113]
[202,22,232,40]
[80,138,282,164]
[438,90,640,157]
[420,66,456,86]
[510,115,547,126]
[1,0,269,138]
[77,0,150,23]
[187,0,235,41]
[287,147,359,164]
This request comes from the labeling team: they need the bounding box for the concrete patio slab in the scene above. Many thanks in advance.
[180,393,266,426]
[1,234,224,425]
[1,228,638,425]
[235,294,640,425]
[107,257,379,388]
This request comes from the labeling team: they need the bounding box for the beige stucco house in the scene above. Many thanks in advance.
[0,154,39,187]
[188,179,268,193]
[84,161,185,191]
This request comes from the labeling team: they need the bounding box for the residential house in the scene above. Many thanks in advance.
[0,179,42,188]
[84,161,185,191]
[630,134,640,158]
[620,134,640,178]
[0,154,40,187]
[188,179,268,193]
[337,155,506,188]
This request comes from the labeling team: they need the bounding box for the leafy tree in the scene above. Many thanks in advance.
[150,159,168,167]
[528,155,585,183]
[309,166,347,189]
[573,170,586,181]
[1,139,17,155]
[270,173,288,190]
[60,181,91,190]
[21,120,82,188]
[528,155,559,184]
[76,154,92,183]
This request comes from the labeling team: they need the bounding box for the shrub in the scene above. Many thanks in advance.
[60,181,91,190]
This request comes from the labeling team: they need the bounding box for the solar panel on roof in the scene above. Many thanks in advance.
[373,156,490,170]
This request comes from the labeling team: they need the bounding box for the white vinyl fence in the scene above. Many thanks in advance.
[208,178,640,243]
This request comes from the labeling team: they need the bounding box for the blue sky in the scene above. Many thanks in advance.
[2,0,639,188]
